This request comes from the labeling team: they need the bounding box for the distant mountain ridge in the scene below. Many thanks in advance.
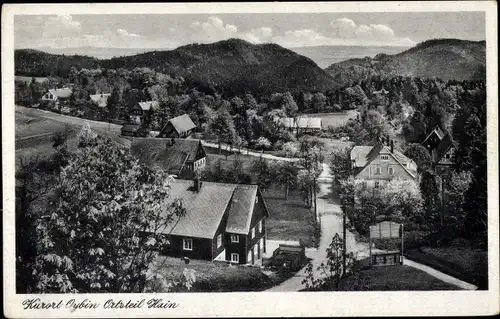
[325,39,486,85]
[15,38,486,95]
[15,39,339,95]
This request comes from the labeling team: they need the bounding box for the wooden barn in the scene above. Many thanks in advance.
[157,114,197,138]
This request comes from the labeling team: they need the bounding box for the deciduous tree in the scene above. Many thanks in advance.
[33,128,186,293]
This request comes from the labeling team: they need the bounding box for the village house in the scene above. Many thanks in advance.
[157,114,197,138]
[129,101,159,124]
[279,117,322,134]
[89,92,111,108]
[130,138,206,179]
[40,87,72,107]
[156,179,269,265]
[421,126,457,176]
[351,139,418,189]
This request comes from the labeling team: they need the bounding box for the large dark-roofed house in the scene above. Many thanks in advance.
[157,114,197,138]
[158,179,269,264]
[130,138,206,179]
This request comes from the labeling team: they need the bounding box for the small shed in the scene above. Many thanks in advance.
[121,124,141,137]
[267,243,307,271]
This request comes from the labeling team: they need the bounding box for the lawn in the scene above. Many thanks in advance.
[205,147,259,171]
[203,152,317,247]
[15,112,71,140]
[147,256,291,292]
[15,75,49,83]
[405,247,488,289]
[264,187,317,247]
[322,258,461,291]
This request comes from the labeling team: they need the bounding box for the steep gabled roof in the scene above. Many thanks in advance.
[161,180,238,238]
[422,126,445,145]
[350,146,373,168]
[434,133,456,163]
[90,93,111,106]
[138,101,159,111]
[158,180,262,239]
[48,87,72,98]
[352,143,417,179]
[167,114,197,134]
[225,185,258,235]
[130,138,202,175]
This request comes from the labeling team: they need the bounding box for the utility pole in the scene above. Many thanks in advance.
[342,194,347,276]
[313,176,317,222]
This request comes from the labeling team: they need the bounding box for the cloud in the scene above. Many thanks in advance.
[41,14,82,41]
[189,16,238,43]
[241,27,273,44]
[274,17,415,47]
[116,28,140,37]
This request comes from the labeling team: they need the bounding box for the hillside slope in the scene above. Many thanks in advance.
[325,39,486,85]
[15,39,339,95]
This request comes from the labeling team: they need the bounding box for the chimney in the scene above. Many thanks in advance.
[381,137,385,145]
[390,140,394,153]
[193,177,202,192]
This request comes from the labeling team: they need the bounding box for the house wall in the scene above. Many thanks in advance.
[438,147,455,166]
[121,130,137,137]
[355,151,413,182]
[225,233,248,264]
[423,131,441,152]
[162,234,213,261]
[194,157,206,171]
[41,93,56,101]
[158,123,179,138]
[246,190,268,264]
[212,203,232,260]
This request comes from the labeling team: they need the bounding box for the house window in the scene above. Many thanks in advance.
[258,220,262,233]
[380,155,389,160]
[231,234,239,243]
[217,234,222,248]
[375,181,380,188]
[375,165,381,175]
[231,253,239,263]
[388,167,394,175]
[183,238,193,251]
[251,227,255,239]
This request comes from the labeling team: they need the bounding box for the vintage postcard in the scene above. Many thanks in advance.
[2,1,499,317]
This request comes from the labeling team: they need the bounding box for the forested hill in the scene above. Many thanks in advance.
[15,39,339,95]
[325,39,486,86]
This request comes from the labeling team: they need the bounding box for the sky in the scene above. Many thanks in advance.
[14,12,485,49]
